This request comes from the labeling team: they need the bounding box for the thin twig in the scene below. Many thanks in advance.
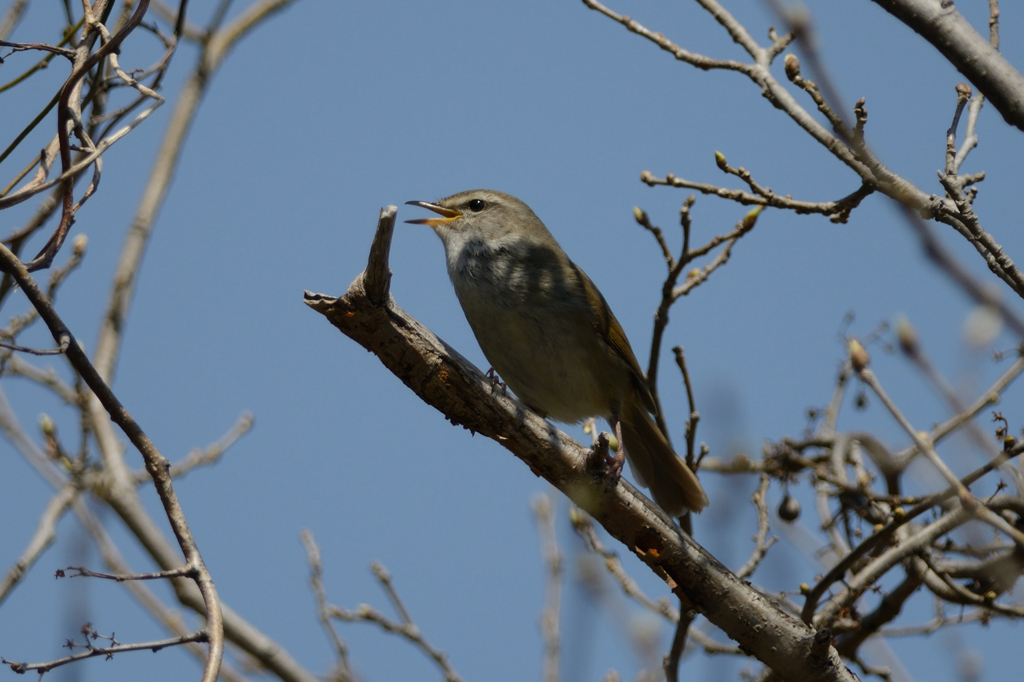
[0,484,78,606]
[663,610,695,682]
[60,564,196,582]
[370,561,413,625]
[299,530,354,682]
[582,0,752,74]
[569,508,678,622]
[0,0,29,40]
[2,631,208,675]
[0,339,67,355]
[640,170,872,223]
[813,506,972,628]
[133,411,254,484]
[672,346,700,470]
[891,351,1024,464]
[329,563,467,682]
[533,492,563,682]
[858,365,1024,550]
[857,368,968,497]
[736,474,777,580]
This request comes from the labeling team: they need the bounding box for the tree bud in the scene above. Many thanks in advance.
[847,338,870,371]
[784,54,800,81]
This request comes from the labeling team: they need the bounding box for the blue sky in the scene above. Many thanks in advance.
[2,2,1024,681]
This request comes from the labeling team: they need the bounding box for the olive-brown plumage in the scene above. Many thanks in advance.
[408,190,708,515]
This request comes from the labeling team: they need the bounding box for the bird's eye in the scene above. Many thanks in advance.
[467,199,486,212]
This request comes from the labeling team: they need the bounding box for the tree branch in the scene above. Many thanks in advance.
[869,0,1024,132]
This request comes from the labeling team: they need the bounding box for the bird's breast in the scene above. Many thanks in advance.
[446,240,631,423]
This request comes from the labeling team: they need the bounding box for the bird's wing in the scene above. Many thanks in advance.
[571,261,659,416]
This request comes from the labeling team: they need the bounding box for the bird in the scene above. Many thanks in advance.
[406,189,708,515]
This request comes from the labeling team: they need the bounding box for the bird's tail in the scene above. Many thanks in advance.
[621,398,708,515]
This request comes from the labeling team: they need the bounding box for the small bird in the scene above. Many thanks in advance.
[407,189,708,515]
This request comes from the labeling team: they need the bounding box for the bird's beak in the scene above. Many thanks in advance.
[405,200,462,227]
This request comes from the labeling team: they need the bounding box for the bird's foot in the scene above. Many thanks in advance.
[587,432,624,483]
[609,444,625,481]
[485,367,507,395]
[609,419,626,481]
[586,432,611,472]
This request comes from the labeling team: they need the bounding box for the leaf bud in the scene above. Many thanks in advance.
[784,53,801,81]
[895,316,919,358]
[39,413,56,437]
[847,338,870,372]
[742,206,762,229]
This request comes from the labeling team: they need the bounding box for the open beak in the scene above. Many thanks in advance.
[405,200,462,227]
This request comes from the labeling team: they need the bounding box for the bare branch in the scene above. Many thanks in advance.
[329,564,467,682]
[2,629,209,676]
[891,351,1024,465]
[0,484,78,606]
[533,492,563,682]
[571,508,678,622]
[672,346,701,470]
[581,0,752,74]
[736,474,777,580]
[663,609,696,682]
[0,338,68,355]
[673,207,760,299]
[869,0,1024,132]
[0,242,224,682]
[0,0,28,40]
[133,411,255,484]
[856,366,971,500]
[800,442,1024,624]
[640,170,873,223]
[813,505,972,628]
[60,564,196,582]
[300,530,355,682]
[834,567,923,658]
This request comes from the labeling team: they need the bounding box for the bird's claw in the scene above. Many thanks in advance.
[485,367,507,395]
[587,432,624,484]
[608,445,625,482]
